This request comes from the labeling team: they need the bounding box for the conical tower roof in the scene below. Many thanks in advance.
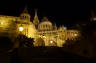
[23,5,28,13]
[33,9,39,25]
[34,9,38,17]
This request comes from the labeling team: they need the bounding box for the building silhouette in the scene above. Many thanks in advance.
[0,7,80,47]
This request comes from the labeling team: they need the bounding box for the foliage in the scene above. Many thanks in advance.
[16,34,34,47]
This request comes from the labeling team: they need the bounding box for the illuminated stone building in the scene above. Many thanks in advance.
[0,7,36,38]
[0,7,80,47]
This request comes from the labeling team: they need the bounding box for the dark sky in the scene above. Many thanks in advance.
[0,0,93,27]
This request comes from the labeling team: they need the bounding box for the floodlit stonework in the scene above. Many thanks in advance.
[0,7,80,47]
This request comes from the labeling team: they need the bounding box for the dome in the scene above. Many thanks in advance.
[40,21,52,26]
[38,17,53,31]
[40,17,52,26]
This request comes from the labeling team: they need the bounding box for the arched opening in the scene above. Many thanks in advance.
[48,40,57,46]
[34,38,45,46]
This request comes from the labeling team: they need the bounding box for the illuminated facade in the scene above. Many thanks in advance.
[0,7,80,47]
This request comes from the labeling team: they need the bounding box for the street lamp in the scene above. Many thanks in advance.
[19,26,24,31]
[0,21,4,25]
[50,40,53,43]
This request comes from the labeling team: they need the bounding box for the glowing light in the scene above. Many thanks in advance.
[50,41,53,43]
[64,27,67,30]
[74,33,78,36]
[0,22,4,24]
[42,35,46,38]
[94,18,96,21]
[19,27,24,31]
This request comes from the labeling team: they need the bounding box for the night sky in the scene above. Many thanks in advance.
[0,0,93,27]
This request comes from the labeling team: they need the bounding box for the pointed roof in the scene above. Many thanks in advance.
[35,9,38,17]
[33,9,39,25]
[23,5,28,13]
[33,9,39,19]
[54,23,57,29]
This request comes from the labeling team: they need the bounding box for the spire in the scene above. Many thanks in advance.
[33,9,39,22]
[33,9,39,28]
[35,9,38,17]
[54,23,57,30]
[23,5,28,13]
[20,5,30,21]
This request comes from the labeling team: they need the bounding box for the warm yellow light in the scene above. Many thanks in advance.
[19,27,24,31]
[74,33,78,36]
[50,41,53,43]
[42,36,46,38]
[0,22,4,24]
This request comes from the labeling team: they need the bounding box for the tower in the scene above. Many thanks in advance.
[20,6,31,21]
[54,23,57,30]
[33,9,39,29]
[91,9,96,21]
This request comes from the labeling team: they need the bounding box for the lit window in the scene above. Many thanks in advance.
[74,33,78,36]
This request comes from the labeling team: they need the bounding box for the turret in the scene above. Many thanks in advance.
[20,6,31,21]
[33,9,39,29]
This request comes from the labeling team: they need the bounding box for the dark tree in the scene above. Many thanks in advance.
[16,34,34,47]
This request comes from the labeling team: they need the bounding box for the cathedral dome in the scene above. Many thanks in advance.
[38,17,53,31]
[40,21,52,26]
